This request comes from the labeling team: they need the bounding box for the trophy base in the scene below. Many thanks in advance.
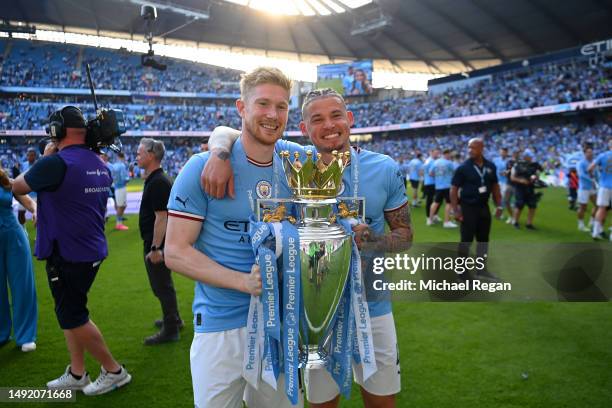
[301,345,328,370]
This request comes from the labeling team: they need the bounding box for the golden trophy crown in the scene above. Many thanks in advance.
[281,150,351,199]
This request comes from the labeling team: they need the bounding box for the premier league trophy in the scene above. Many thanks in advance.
[259,150,361,370]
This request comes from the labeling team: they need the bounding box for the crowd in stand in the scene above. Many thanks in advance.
[1,55,610,132]
[1,39,610,180]
[0,39,241,93]
[1,122,608,181]
[1,39,610,132]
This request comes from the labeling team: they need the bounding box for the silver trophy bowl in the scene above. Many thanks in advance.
[295,198,352,370]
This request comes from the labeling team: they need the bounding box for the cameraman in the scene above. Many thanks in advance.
[12,106,131,395]
[510,149,543,230]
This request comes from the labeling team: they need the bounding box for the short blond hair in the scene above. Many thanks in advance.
[240,67,292,100]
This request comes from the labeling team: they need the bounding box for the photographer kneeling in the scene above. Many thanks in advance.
[510,149,544,230]
[12,106,131,395]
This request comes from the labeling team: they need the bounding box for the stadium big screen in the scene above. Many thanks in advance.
[316,60,374,96]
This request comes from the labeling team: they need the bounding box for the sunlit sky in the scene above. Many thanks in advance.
[223,0,373,16]
[2,27,438,91]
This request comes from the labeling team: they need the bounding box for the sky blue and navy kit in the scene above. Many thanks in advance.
[407,157,423,187]
[168,138,291,332]
[432,157,455,203]
[0,188,37,346]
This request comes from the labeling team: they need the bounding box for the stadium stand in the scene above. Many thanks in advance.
[1,37,610,180]
[1,39,241,93]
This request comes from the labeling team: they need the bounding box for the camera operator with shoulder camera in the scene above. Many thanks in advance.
[510,149,544,230]
[12,106,131,396]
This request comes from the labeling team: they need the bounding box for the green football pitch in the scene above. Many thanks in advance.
[1,187,610,407]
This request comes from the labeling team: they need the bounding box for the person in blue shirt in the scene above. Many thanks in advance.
[428,149,458,228]
[576,145,597,232]
[0,166,37,353]
[407,153,423,207]
[423,148,441,222]
[16,147,37,228]
[493,147,513,221]
[111,152,130,231]
[341,66,354,96]
[164,67,297,408]
[201,88,413,408]
[100,152,115,224]
[588,139,612,239]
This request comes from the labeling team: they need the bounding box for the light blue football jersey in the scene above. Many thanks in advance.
[492,157,508,184]
[112,162,129,189]
[408,158,423,181]
[423,158,436,186]
[168,137,291,333]
[594,151,612,189]
[577,158,594,191]
[276,140,408,317]
[432,158,455,190]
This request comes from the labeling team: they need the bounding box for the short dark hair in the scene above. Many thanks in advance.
[301,88,346,118]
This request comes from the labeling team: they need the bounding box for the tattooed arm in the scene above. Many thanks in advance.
[354,202,413,253]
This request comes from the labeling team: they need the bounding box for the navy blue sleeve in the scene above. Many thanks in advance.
[24,155,67,192]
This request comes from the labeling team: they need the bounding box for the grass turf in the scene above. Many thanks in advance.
[0,187,610,407]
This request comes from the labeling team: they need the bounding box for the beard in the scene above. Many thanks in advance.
[243,118,282,147]
[313,131,350,154]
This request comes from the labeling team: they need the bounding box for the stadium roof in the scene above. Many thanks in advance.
[2,0,611,73]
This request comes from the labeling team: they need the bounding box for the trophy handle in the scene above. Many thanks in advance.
[256,198,295,222]
[337,196,366,224]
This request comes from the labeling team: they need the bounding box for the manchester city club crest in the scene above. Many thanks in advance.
[256,180,272,199]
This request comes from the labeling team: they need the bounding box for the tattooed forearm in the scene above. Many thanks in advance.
[363,202,413,253]
[215,149,230,161]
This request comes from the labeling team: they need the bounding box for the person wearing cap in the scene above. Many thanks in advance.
[510,148,543,229]
[451,138,502,280]
[12,106,132,395]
